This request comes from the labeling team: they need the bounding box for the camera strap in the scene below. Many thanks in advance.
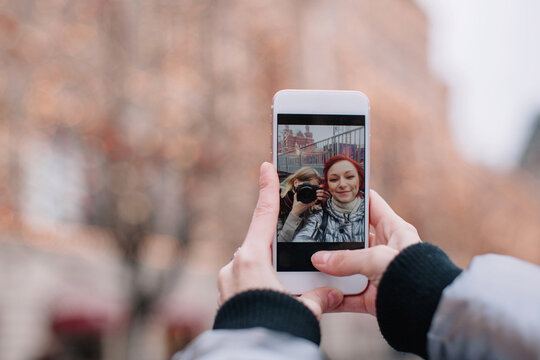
[315,210,329,242]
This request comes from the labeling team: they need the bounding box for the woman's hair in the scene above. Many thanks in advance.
[280,167,322,198]
[322,155,365,198]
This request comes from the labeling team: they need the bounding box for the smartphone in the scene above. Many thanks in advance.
[272,89,369,295]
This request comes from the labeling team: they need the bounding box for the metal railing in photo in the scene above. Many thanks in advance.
[278,127,365,174]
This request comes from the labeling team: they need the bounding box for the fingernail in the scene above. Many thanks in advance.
[328,290,340,308]
[312,251,331,265]
[260,162,272,171]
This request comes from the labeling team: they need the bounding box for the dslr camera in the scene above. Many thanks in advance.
[296,182,321,204]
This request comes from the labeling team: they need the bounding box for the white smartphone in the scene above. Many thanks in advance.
[272,89,369,295]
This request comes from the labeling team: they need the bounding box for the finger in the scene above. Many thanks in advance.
[299,287,343,320]
[369,190,420,249]
[242,162,280,254]
[328,285,378,316]
[368,232,376,247]
[369,189,400,231]
[316,191,327,201]
[217,261,234,304]
[311,246,398,285]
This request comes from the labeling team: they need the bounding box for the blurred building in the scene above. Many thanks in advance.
[1,1,540,359]
[278,125,315,153]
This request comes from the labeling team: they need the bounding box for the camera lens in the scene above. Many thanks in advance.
[296,182,319,204]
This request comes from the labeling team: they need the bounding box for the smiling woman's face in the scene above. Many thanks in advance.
[326,160,360,203]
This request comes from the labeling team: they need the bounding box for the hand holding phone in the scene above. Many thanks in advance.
[217,167,420,319]
[217,162,343,319]
[312,190,422,315]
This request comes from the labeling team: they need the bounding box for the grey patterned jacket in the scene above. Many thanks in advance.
[292,198,365,243]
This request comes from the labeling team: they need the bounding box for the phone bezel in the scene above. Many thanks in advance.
[272,89,370,295]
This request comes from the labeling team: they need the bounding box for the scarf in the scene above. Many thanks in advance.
[331,196,361,214]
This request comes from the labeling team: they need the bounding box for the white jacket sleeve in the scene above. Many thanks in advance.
[428,254,540,360]
[278,213,303,242]
[174,328,325,360]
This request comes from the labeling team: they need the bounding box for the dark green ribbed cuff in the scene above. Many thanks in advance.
[376,243,462,359]
[213,289,321,345]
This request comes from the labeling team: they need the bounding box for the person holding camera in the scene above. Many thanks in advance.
[293,155,365,243]
[278,167,330,242]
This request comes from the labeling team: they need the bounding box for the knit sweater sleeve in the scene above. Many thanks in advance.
[376,243,462,358]
[213,289,321,345]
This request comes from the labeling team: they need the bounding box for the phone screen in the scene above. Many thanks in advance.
[276,114,366,271]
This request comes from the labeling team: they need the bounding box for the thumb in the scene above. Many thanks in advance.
[311,246,398,285]
[299,287,343,320]
[242,162,280,254]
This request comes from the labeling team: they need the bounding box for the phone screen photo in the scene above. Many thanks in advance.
[276,114,366,271]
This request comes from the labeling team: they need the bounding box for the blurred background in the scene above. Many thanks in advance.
[1,1,539,359]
